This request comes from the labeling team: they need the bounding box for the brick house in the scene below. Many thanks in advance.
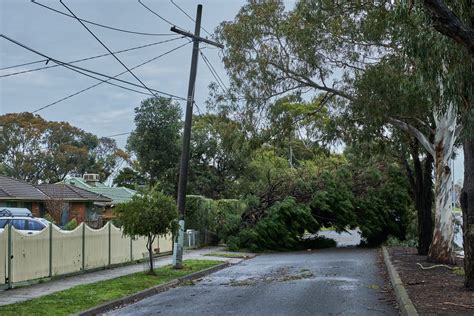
[0,175,111,225]
[64,174,137,221]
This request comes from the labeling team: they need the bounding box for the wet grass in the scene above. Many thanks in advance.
[0,260,221,316]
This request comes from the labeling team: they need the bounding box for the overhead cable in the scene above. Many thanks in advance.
[31,40,191,113]
[0,36,184,78]
[60,0,158,98]
[170,0,213,38]
[200,50,228,93]
[104,131,132,138]
[31,0,175,36]
[138,0,178,27]
[0,34,187,100]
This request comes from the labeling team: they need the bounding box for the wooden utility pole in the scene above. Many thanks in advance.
[171,4,223,269]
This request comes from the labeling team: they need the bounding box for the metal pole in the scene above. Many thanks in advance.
[172,4,202,269]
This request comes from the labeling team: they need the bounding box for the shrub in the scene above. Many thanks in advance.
[43,213,56,225]
[185,195,246,245]
[63,218,78,231]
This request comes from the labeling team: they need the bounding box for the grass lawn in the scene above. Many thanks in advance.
[0,259,221,316]
[204,252,251,259]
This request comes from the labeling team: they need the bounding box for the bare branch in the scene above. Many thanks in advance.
[387,117,435,156]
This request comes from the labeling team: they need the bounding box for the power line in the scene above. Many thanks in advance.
[0,59,45,71]
[170,0,213,38]
[199,50,228,93]
[60,1,158,98]
[31,40,191,113]
[104,131,131,138]
[31,0,175,36]
[138,0,178,27]
[0,34,187,100]
[0,36,184,78]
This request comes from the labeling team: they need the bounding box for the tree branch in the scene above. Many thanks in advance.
[423,0,474,55]
[267,61,355,101]
[387,117,435,156]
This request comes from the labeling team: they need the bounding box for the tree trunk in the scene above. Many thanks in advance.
[416,153,434,255]
[428,105,458,264]
[428,154,455,263]
[147,235,155,275]
[405,140,434,255]
[462,138,474,288]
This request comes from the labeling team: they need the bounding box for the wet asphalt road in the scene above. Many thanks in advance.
[109,248,397,316]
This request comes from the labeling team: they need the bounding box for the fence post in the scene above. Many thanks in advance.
[82,223,85,271]
[108,222,111,268]
[49,223,53,278]
[7,224,12,289]
[130,238,133,262]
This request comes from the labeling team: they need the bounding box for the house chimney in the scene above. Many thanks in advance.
[83,173,100,186]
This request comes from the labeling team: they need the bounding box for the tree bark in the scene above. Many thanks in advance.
[147,235,155,275]
[428,152,455,264]
[462,138,474,288]
[427,105,458,264]
[405,140,434,255]
[423,0,474,55]
[415,151,435,255]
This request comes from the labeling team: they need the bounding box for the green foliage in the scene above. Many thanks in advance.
[185,195,245,245]
[42,213,56,225]
[300,236,337,249]
[113,167,146,190]
[115,187,178,240]
[349,152,415,246]
[231,198,318,252]
[0,112,123,183]
[63,219,78,231]
[126,97,182,192]
[188,114,251,199]
[114,186,178,273]
[386,236,417,248]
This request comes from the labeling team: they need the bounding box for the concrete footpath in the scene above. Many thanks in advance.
[0,247,243,306]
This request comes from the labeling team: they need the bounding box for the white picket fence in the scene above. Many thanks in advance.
[0,222,173,288]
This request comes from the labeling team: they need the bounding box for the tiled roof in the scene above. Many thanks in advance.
[64,177,136,205]
[36,184,111,203]
[0,175,112,203]
[0,175,49,200]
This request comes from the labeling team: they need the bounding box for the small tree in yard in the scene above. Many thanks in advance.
[115,187,178,274]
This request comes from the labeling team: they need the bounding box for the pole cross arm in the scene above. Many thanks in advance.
[170,26,223,49]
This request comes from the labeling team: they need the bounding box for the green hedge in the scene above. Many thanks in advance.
[185,195,245,245]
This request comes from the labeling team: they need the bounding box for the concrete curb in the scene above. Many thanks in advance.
[75,262,231,316]
[381,246,418,316]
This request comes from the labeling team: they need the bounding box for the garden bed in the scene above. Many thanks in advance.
[388,247,474,315]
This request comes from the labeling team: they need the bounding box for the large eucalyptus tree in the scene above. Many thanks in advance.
[216,0,462,261]
[421,0,474,288]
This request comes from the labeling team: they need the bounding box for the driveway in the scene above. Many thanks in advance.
[109,248,397,316]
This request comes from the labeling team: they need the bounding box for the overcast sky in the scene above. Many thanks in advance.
[0,0,253,142]
[0,0,464,183]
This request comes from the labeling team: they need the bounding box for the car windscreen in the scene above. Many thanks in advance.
[0,219,8,228]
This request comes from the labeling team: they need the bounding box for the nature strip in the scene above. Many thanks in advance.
[75,261,232,316]
[381,246,419,316]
